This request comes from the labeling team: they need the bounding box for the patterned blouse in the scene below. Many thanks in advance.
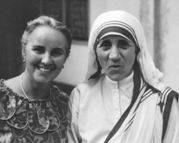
[0,79,70,143]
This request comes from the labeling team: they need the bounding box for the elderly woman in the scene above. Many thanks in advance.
[0,16,71,142]
[68,11,179,143]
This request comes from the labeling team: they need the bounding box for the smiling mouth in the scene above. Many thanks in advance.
[39,67,51,72]
[37,64,55,73]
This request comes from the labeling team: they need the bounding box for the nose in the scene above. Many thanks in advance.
[41,53,52,64]
[109,45,120,60]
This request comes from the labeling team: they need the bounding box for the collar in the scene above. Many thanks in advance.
[104,72,134,99]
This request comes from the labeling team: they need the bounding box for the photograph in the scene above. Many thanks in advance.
[0,0,178,142]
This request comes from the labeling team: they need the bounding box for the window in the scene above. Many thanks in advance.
[39,0,89,41]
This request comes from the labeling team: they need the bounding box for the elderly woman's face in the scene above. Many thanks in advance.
[96,35,136,81]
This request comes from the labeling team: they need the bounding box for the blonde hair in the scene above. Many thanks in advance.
[21,16,72,57]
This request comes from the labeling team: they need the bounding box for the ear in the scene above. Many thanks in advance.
[135,45,140,55]
[21,46,26,62]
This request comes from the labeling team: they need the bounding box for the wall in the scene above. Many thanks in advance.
[57,41,88,85]
[0,0,40,79]
[162,0,179,91]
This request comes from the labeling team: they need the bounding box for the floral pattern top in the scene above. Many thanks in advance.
[0,79,70,143]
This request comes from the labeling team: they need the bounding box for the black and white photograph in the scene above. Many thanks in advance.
[0,0,178,143]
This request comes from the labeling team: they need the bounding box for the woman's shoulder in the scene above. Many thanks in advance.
[3,76,21,91]
[51,84,69,99]
[0,79,8,93]
[0,81,70,135]
[0,78,28,124]
[0,78,22,99]
[160,87,178,103]
[69,76,104,104]
[146,83,179,101]
[50,84,70,112]
[73,75,103,93]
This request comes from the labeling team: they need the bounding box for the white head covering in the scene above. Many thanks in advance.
[86,10,165,90]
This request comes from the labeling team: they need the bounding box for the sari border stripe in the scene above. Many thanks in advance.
[162,90,178,141]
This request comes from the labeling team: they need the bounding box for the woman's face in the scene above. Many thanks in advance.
[22,25,68,83]
[96,35,136,81]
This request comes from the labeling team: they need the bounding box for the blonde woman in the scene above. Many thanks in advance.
[0,16,72,143]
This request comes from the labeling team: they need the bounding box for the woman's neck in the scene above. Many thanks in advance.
[21,72,51,101]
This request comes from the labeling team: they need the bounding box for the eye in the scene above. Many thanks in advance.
[32,46,45,54]
[117,39,131,49]
[51,48,65,57]
[98,40,112,50]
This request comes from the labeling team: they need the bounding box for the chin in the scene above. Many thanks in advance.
[108,73,126,81]
[34,71,59,83]
[34,76,55,84]
[110,77,120,81]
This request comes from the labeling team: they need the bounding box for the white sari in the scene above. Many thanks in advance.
[107,84,179,143]
[68,76,179,143]
[68,10,179,143]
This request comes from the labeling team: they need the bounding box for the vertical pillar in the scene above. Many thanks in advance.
[154,0,163,71]
[139,0,155,58]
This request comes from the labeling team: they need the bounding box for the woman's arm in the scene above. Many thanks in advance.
[163,91,179,143]
[67,87,82,143]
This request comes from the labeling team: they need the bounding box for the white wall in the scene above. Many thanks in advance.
[162,0,179,91]
[56,41,88,85]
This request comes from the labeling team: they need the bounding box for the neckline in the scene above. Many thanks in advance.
[104,72,134,99]
[0,79,51,102]
[20,74,51,102]
[0,79,25,101]
[105,72,134,88]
